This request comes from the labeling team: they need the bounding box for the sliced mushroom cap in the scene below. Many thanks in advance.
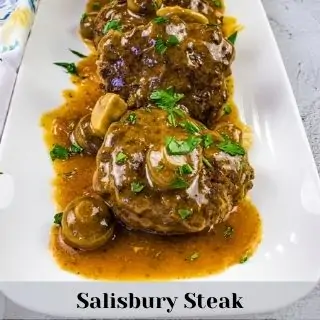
[61,195,115,250]
[156,6,209,24]
[91,93,128,138]
[72,114,103,155]
[146,146,201,190]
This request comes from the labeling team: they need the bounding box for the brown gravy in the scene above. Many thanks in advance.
[40,2,262,281]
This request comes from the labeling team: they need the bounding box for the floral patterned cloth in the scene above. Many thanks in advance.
[0,0,38,137]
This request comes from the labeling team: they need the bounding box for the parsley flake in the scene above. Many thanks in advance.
[50,145,69,161]
[116,152,127,164]
[155,35,180,54]
[202,157,213,168]
[228,32,238,45]
[178,164,193,175]
[223,104,232,115]
[218,136,245,156]
[69,49,87,58]
[69,143,83,154]
[170,177,189,189]
[224,225,234,239]
[103,20,122,34]
[178,209,192,220]
[153,16,169,24]
[54,62,78,75]
[180,121,201,134]
[166,136,202,155]
[127,113,137,124]
[202,134,214,148]
[131,181,145,193]
[54,212,63,225]
[240,252,250,264]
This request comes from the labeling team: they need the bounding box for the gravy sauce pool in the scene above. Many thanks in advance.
[41,2,262,280]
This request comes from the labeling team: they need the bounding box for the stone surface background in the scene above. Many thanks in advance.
[3,0,320,318]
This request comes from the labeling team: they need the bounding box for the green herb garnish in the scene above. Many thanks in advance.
[213,0,222,8]
[155,35,180,54]
[224,225,234,238]
[69,49,87,58]
[170,177,189,189]
[116,152,128,164]
[178,164,193,175]
[202,134,214,148]
[218,135,245,156]
[54,212,63,225]
[103,20,122,34]
[153,16,169,24]
[187,252,199,261]
[131,181,145,193]
[178,209,192,220]
[69,143,83,154]
[166,136,202,155]
[92,2,101,10]
[202,157,213,168]
[180,121,201,134]
[150,88,184,109]
[240,252,250,264]
[81,13,88,23]
[228,32,238,45]
[223,104,232,115]
[150,88,185,126]
[54,62,78,75]
[127,113,137,124]
[50,145,69,161]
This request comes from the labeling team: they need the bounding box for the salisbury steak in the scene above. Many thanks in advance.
[96,15,234,128]
[93,107,254,234]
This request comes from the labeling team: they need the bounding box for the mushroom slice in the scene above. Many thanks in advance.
[91,93,128,137]
[156,6,209,24]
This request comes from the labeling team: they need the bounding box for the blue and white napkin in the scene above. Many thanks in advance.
[0,0,38,135]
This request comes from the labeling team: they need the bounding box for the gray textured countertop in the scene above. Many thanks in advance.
[3,0,320,318]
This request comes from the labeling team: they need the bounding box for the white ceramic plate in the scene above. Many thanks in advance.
[1,0,320,318]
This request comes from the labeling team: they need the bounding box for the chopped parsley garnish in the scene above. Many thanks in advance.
[180,121,201,134]
[150,88,184,109]
[115,152,128,164]
[187,252,199,261]
[202,134,214,148]
[69,143,83,154]
[103,20,122,34]
[166,136,202,155]
[127,113,137,124]
[0,172,3,175]
[178,164,193,175]
[223,104,232,115]
[155,35,180,54]
[131,182,145,193]
[69,49,87,58]
[150,87,185,126]
[54,212,63,225]
[50,145,69,161]
[92,2,101,10]
[218,135,245,156]
[240,252,250,264]
[224,225,234,238]
[228,32,238,45]
[81,13,87,23]
[54,62,78,75]
[156,164,164,171]
[178,209,192,220]
[170,177,189,189]
[153,16,169,24]
[213,0,222,8]
[203,157,213,168]
[50,143,83,161]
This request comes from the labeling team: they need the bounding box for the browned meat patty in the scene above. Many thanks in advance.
[96,15,234,128]
[93,108,253,234]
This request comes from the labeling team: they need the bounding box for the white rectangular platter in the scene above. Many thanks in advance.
[1,0,320,318]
